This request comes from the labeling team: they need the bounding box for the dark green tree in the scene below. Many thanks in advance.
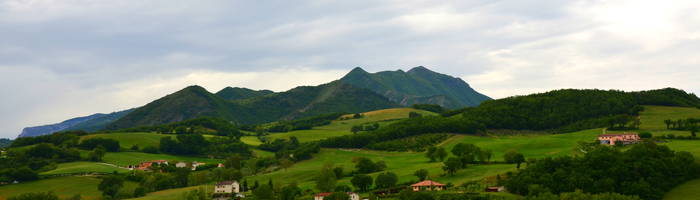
[325,192,350,200]
[442,157,461,176]
[316,163,337,192]
[98,175,124,198]
[374,172,398,189]
[414,169,429,181]
[253,184,274,200]
[351,174,373,192]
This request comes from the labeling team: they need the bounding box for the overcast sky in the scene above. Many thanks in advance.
[1,0,699,138]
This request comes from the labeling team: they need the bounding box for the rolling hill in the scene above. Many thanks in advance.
[339,66,491,108]
[108,81,398,129]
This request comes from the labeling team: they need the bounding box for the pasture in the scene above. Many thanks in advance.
[40,161,128,175]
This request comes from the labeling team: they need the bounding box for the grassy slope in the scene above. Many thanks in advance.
[101,152,222,167]
[81,132,168,149]
[129,185,213,200]
[664,179,700,200]
[41,161,128,175]
[263,108,436,143]
[0,176,137,200]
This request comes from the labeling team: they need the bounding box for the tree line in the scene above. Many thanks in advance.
[504,141,700,200]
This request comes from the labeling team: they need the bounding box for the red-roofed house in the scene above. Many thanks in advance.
[598,133,641,145]
[314,192,359,200]
[135,160,169,171]
[411,180,446,191]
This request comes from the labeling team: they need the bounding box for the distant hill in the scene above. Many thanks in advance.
[215,87,274,101]
[339,66,491,108]
[17,109,135,138]
[108,81,398,129]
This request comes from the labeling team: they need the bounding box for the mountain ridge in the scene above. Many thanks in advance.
[339,66,491,108]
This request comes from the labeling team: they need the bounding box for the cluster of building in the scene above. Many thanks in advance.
[597,132,641,145]
[127,160,224,171]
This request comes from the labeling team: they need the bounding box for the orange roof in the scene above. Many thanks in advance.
[315,192,356,197]
[599,133,638,137]
[411,180,445,187]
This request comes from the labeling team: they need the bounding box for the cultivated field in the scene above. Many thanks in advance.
[40,161,128,175]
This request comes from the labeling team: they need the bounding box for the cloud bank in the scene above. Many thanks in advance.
[1,0,698,138]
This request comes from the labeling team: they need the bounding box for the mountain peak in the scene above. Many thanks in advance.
[347,67,369,75]
[407,66,433,73]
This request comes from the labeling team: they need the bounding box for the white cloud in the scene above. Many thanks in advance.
[1,0,699,138]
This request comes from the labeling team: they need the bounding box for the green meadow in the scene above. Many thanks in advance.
[664,178,700,200]
[264,108,436,143]
[81,132,168,149]
[0,176,137,200]
[41,161,128,175]
[101,151,222,167]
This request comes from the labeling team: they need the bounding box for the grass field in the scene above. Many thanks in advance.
[81,132,168,149]
[265,108,436,142]
[40,161,128,175]
[128,185,213,200]
[639,106,700,130]
[101,151,222,167]
[664,178,700,200]
[0,176,137,200]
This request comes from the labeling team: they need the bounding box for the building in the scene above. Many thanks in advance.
[411,180,446,191]
[175,162,187,168]
[485,186,505,192]
[214,181,240,194]
[314,192,360,200]
[135,160,169,171]
[598,133,641,145]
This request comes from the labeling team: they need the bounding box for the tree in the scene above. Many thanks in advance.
[88,145,106,162]
[325,192,350,200]
[279,183,301,200]
[504,150,526,168]
[351,125,363,134]
[426,146,437,162]
[7,192,59,200]
[442,157,461,176]
[375,172,398,189]
[98,175,124,198]
[355,157,380,174]
[279,158,294,172]
[409,112,423,118]
[224,154,243,170]
[482,149,493,163]
[692,126,699,137]
[664,119,672,129]
[638,132,653,139]
[351,174,373,192]
[253,184,274,200]
[436,147,448,162]
[316,163,337,192]
[333,166,344,179]
[414,169,429,181]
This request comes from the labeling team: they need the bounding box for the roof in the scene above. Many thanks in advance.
[216,181,239,186]
[411,180,446,187]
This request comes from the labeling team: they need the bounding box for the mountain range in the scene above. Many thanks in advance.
[18,66,491,137]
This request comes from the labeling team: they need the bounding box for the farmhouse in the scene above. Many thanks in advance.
[411,180,446,191]
[314,192,360,200]
[598,133,641,145]
[175,161,187,168]
[131,160,169,171]
[214,180,240,194]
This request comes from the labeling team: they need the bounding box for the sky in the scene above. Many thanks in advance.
[1,0,699,138]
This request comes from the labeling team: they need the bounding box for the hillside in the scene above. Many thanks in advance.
[17,109,134,138]
[109,81,398,129]
[339,66,491,108]
[215,87,274,101]
[108,86,241,129]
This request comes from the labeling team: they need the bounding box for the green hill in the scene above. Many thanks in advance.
[109,81,398,129]
[339,66,491,108]
[108,86,239,129]
[215,87,273,101]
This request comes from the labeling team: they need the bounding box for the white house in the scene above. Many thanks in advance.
[175,162,188,168]
[214,181,240,194]
[314,192,359,200]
